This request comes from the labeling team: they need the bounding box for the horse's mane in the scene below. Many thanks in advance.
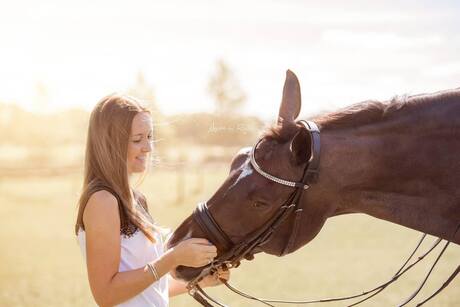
[264,88,460,142]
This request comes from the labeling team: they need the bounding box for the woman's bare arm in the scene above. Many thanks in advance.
[83,190,178,306]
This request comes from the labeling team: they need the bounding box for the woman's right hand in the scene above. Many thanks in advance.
[170,238,217,268]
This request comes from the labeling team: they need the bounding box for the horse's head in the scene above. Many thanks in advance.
[168,70,333,282]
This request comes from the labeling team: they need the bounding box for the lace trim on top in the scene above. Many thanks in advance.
[121,194,154,238]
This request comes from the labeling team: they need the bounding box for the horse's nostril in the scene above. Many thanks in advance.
[174,265,205,282]
[244,253,255,260]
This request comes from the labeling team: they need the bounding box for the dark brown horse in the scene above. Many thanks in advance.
[168,70,460,283]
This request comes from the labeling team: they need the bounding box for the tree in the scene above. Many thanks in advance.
[127,71,161,117]
[126,71,173,152]
[33,81,50,113]
[207,59,246,115]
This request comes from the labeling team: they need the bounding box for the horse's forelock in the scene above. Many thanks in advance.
[262,120,299,144]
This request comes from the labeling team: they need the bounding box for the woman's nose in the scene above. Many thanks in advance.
[143,140,153,152]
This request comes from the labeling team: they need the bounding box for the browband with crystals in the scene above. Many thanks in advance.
[249,120,320,190]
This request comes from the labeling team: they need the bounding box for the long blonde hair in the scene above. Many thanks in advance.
[75,93,156,242]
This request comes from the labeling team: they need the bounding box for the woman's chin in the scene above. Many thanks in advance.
[128,165,147,174]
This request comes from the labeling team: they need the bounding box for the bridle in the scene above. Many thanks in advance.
[192,120,320,269]
[195,119,319,260]
[188,120,320,302]
[185,120,459,307]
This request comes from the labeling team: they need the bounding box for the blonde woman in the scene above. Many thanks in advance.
[75,94,229,306]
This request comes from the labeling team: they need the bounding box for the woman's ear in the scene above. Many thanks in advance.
[290,128,311,165]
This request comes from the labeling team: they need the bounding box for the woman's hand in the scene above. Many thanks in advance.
[170,238,217,268]
[198,268,230,288]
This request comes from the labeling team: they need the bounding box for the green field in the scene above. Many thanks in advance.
[0,168,458,306]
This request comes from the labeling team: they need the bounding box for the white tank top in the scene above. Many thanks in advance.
[77,228,169,307]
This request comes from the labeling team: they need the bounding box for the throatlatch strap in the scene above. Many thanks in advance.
[281,208,303,256]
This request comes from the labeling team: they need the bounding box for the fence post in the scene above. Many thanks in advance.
[175,154,186,205]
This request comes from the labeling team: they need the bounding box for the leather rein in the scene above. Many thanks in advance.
[186,120,459,306]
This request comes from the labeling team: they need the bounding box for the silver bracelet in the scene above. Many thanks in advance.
[147,263,159,281]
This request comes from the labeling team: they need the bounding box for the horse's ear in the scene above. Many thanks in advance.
[278,70,301,125]
[290,128,311,165]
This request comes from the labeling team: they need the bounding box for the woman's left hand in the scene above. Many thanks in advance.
[198,267,230,288]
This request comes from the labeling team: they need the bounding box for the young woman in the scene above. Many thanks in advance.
[75,94,229,306]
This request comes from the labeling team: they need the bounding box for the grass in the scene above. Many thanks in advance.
[0,168,458,306]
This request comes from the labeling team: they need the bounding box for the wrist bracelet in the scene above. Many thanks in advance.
[147,263,159,281]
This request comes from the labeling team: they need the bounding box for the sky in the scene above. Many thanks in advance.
[1,0,459,121]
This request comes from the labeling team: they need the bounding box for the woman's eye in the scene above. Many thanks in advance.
[133,140,141,143]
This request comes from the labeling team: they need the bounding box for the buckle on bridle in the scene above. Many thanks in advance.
[188,287,197,296]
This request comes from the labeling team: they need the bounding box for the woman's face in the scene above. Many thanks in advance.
[127,112,153,175]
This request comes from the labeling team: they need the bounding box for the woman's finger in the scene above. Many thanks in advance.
[191,242,216,253]
[201,245,217,253]
[217,269,230,280]
[188,238,213,245]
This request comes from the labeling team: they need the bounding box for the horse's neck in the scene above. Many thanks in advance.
[319,107,460,244]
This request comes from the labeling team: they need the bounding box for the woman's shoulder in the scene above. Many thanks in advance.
[83,190,121,231]
[89,189,118,204]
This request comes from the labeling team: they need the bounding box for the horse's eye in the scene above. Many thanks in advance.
[253,202,270,209]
